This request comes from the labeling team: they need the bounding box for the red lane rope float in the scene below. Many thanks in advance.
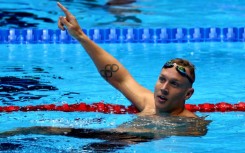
[0,102,139,114]
[0,102,245,113]
[185,102,245,112]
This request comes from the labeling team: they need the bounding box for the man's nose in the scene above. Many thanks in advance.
[160,82,169,95]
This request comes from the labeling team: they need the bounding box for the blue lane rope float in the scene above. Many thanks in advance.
[0,27,245,44]
[0,102,245,113]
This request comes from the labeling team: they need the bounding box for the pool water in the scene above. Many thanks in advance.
[0,42,245,152]
[1,43,245,105]
[1,0,245,29]
[0,0,245,152]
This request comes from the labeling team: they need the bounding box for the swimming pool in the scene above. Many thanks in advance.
[1,0,245,152]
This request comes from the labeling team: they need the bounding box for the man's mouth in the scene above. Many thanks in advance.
[157,95,168,103]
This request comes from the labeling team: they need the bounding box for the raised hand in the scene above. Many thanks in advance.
[57,2,84,40]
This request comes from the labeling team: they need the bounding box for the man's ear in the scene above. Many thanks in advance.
[185,88,194,100]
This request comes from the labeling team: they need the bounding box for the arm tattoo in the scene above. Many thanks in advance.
[100,64,119,80]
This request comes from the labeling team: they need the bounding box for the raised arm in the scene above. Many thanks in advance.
[57,2,153,111]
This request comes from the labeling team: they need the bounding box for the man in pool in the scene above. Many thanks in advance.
[57,2,197,118]
[0,3,210,152]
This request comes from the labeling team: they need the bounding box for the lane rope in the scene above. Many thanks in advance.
[0,102,245,113]
[1,27,244,44]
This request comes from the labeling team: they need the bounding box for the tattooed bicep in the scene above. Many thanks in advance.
[100,64,119,80]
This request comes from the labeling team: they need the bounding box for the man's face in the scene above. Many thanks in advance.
[154,66,194,114]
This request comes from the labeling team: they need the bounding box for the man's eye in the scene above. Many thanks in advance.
[171,81,179,87]
[159,77,165,82]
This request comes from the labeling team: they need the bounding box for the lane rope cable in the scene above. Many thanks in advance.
[1,27,245,44]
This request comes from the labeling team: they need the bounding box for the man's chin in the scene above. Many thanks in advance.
[155,102,169,112]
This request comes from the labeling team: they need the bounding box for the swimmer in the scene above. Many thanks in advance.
[0,2,210,152]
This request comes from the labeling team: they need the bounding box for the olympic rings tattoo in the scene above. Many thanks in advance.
[100,64,119,80]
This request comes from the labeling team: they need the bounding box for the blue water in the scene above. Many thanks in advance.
[1,43,245,105]
[1,0,245,29]
[0,0,245,152]
[1,42,245,152]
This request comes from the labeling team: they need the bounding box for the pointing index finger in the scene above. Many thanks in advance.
[57,2,72,17]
